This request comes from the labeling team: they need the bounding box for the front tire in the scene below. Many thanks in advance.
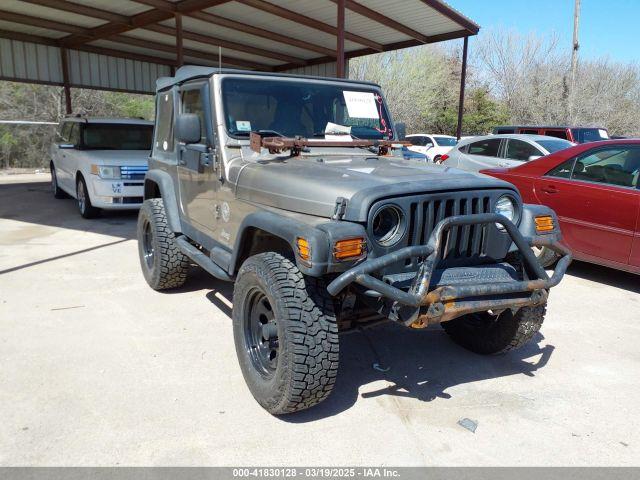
[76,175,100,218]
[442,305,546,354]
[533,246,558,268]
[136,198,189,290]
[233,252,339,415]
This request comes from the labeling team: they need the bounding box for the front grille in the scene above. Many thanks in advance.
[405,195,493,264]
[120,165,148,180]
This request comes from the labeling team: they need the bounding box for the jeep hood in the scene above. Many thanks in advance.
[234,155,517,221]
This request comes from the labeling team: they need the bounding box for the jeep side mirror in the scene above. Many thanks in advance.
[176,113,201,144]
[394,122,406,140]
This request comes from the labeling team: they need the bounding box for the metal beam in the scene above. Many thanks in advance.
[188,10,335,57]
[20,0,130,24]
[236,0,384,51]
[62,0,233,47]
[455,36,469,140]
[60,47,72,114]
[0,10,92,37]
[330,0,431,44]
[336,0,345,78]
[175,12,184,67]
[419,0,479,35]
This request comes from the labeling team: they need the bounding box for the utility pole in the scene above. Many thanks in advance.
[569,0,581,121]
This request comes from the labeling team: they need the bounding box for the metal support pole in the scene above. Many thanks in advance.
[60,47,72,115]
[455,36,469,140]
[175,12,184,68]
[336,0,345,78]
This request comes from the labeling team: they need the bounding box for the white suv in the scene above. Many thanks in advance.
[406,134,458,163]
[50,117,153,218]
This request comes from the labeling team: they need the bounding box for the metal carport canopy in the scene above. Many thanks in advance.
[0,0,478,135]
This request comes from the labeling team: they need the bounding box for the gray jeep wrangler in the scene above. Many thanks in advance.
[137,66,571,415]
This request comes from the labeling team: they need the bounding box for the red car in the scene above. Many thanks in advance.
[482,139,640,274]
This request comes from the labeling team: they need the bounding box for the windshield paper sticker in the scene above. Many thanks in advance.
[236,120,252,132]
[343,91,379,119]
[325,122,352,141]
[598,129,609,139]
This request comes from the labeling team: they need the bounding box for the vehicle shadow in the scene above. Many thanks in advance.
[566,260,640,294]
[0,180,138,240]
[196,275,554,423]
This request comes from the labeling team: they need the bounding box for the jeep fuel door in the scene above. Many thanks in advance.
[177,81,220,236]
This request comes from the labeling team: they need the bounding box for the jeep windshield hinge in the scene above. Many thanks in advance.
[332,197,348,220]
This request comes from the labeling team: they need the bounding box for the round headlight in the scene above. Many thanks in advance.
[372,205,405,246]
[494,195,516,230]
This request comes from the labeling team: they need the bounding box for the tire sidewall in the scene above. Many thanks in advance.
[232,261,292,412]
[137,201,162,287]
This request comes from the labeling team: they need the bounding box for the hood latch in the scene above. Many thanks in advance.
[332,197,348,220]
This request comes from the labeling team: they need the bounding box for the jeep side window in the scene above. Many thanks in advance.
[154,91,174,157]
[181,88,205,143]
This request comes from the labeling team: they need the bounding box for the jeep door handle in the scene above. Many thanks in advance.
[541,185,559,194]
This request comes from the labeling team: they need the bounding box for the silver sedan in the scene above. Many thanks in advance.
[443,134,574,172]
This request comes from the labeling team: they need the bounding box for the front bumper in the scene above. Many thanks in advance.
[326,213,571,326]
[89,177,144,209]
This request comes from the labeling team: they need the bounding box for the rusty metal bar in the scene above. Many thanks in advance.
[60,47,72,114]
[337,0,345,78]
[455,36,469,140]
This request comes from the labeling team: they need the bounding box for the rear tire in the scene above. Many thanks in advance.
[442,305,546,354]
[76,175,100,219]
[233,252,339,415]
[51,163,66,199]
[137,198,189,290]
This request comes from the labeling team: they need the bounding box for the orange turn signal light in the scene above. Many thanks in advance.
[535,215,555,233]
[296,237,311,261]
[334,237,366,261]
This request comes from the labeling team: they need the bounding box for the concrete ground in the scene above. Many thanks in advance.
[1,174,639,466]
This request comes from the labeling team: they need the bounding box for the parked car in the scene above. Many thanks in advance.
[492,125,609,143]
[136,66,569,415]
[400,145,429,161]
[406,134,457,162]
[50,116,153,218]
[482,140,640,274]
[444,134,574,172]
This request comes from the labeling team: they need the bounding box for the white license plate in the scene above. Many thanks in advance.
[111,182,123,194]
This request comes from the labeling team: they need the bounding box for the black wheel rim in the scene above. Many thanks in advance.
[142,219,155,269]
[77,180,85,213]
[244,288,279,379]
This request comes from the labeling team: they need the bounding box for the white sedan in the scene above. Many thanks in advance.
[50,117,152,218]
[405,134,458,163]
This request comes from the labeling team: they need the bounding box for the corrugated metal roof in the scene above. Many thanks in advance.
[0,0,479,93]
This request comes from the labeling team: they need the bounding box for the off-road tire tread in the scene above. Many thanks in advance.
[442,305,546,355]
[233,252,339,415]
[138,198,189,290]
[536,246,559,268]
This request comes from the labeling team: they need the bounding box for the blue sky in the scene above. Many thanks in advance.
[448,0,638,63]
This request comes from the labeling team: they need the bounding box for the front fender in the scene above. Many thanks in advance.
[516,204,563,246]
[143,169,181,234]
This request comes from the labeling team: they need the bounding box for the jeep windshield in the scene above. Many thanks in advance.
[82,123,153,150]
[222,77,392,140]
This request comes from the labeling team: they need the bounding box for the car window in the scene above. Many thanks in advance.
[82,124,152,150]
[408,137,426,146]
[505,139,543,161]
[154,90,174,157]
[547,159,576,179]
[571,147,640,188]
[543,130,569,140]
[59,122,72,142]
[537,139,574,154]
[433,136,457,147]
[181,87,206,143]
[68,123,81,146]
[575,128,609,143]
[520,129,539,134]
[468,139,501,157]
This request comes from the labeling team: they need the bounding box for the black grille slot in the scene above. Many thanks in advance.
[407,195,492,261]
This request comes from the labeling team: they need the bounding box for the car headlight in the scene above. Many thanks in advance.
[494,195,516,230]
[91,165,121,179]
[372,205,405,247]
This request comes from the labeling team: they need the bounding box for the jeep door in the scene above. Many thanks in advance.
[177,81,220,237]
